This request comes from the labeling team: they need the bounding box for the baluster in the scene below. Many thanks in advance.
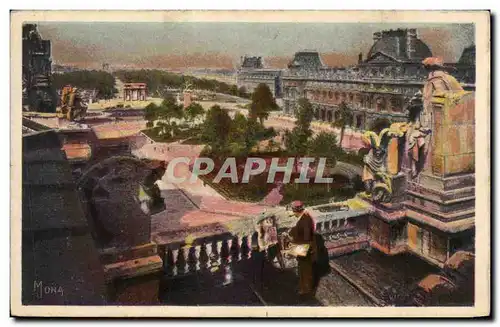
[324,220,331,232]
[187,246,197,273]
[216,240,223,267]
[183,247,189,273]
[226,239,233,265]
[176,247,186,275]
[316,222,323,234]
[171,248,179,276]
[343,218,348,227]
[165,247,175,277]
[220,239,230,266]
[199,243,209,271]
[337,219,341,229]
[208,240,219,272]
[205,242,213,271]
[194,245,201,271]
[240,235,250,260]
[231,236,240,262]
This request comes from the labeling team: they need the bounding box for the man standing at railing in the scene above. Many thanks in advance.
[287,200,317,296]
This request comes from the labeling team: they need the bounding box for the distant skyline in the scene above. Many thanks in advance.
[36,22,475,70]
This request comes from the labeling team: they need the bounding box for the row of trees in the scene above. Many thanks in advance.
[52,71,118,99]
[114,69,250,99]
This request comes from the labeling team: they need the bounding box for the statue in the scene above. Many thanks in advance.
[361,123,409,203]
[362,129,392,202]
[422,57,464,119]
[406,91,432,178]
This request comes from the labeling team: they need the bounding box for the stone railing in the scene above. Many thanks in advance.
[158,232,256,278]
[157,203,371,278]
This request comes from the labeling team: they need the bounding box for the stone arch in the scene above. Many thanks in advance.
[322,90,327,99]
[328,90,334,99]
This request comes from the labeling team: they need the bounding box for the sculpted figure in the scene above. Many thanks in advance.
[406,91,432,178]
[421,57,463,129]
[361,129,392,202]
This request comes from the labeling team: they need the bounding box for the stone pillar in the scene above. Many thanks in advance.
[405,90,475,266]
[387,136,400,175]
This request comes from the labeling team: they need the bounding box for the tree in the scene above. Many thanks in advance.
[143,94,185,139]
[238,86,248,98]
[52,70,117,100]
[285,98,314,173]
[295,98,314,135]
[229,85,239,96]
[202,105,232,155]
[308,131,339,167]
[331,101,353,148]
[249,83,278,124]
[185,102,204,125]
[159,94,183,121]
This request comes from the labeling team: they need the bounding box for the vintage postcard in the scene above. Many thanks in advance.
[10,10,490,318]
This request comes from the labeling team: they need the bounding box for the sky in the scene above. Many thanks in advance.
[35,22,475,70]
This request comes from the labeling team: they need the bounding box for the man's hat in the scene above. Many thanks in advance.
[422,57,444,68]
[290,200,305,212]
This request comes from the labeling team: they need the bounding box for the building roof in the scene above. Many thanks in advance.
[241,56,264,69]
[288,51,324,69]
[458,45,475,66]
[366,29,432,63]
[22,130,106,304]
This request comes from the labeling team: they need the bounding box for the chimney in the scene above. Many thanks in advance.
[358,52,363,64]
[406,28,417,60]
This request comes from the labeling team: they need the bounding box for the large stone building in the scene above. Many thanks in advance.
[22,24,57,112]
[282,29,475,131]
[236,56,283,98]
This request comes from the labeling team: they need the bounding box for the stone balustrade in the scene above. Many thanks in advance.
[159,233,255,278]
[157,205,371,278]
